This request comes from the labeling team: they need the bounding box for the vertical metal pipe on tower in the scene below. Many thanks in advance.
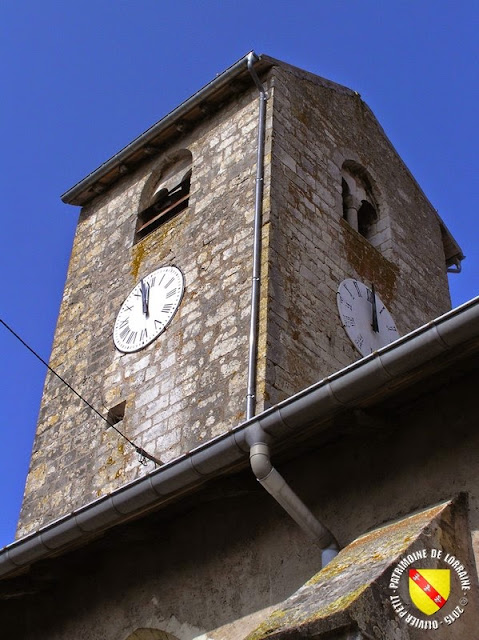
[246,52,267,421]
[244,54,339,563]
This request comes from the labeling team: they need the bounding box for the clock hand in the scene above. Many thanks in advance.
[371,282,379,333]
[140,279,150,316]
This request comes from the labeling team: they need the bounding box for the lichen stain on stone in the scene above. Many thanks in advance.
[303,584,366,622]
[130,242,146,281]
[340,218,398,305]
[306,551,366,585]
[288,181,308,208]
[46,414,60,427]
[292,104,313,128]
[130,219,176,280]
[29,463,47,487]
[246,585,366,639]
[244,608,287,640]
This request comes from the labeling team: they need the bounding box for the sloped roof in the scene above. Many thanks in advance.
[61,52,359,207]
[61,52,463,264]
[245,496,479,639]
[61,52,271,206]
[1,297,478,584]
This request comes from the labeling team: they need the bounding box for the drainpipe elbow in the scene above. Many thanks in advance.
[250,442,273,481]
[247,52,267,98]
[247,51,260,68]
[249,441,339,560]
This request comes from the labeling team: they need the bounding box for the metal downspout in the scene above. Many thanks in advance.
[245,55,339,566]
[246,52,267,422]
[249,436,339,567]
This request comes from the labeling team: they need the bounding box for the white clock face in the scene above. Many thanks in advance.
[113,265,184,353]
[337,278,400,357]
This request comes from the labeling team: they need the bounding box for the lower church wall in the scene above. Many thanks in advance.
[3,369,478,638]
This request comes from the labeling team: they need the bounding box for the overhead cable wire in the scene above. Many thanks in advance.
[0,317,162,466]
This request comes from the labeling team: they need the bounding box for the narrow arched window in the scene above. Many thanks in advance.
[357,200,377,239]
[135,151,192,243]
[341,162,381,247]
[341,178,351,221]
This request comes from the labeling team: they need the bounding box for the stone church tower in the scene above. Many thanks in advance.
[17,53,461,538]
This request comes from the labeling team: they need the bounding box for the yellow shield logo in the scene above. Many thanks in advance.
[409,569,451,615]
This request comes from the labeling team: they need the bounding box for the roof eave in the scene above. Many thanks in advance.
[1,296,478,581]
[61,52,273,207]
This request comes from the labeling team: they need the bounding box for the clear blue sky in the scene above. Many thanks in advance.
[1,1,477,548]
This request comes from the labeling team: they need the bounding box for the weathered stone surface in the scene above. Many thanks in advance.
[2,363,479,639]
[17,60,455,538]
[245,496,479,639]
[264,64,451,408]
[17,84,266,537]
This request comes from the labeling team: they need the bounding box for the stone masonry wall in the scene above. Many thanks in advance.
[5,367,479,639]
[17,60,455,536]
[17,81,273,537]
[264,65,451,405]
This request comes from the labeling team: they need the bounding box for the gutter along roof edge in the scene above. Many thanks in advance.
[1,296,478,579]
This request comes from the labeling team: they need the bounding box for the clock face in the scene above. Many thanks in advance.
[337,278,400,357]
[113,265,184,353]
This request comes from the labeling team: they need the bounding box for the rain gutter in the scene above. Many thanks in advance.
[1,296,478,580]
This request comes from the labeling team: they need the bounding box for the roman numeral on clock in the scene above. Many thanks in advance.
[119,327,137,345]
[126,331,137,345]
[161,303,174,314]
[353,281,362,297]
[355,334,365,349]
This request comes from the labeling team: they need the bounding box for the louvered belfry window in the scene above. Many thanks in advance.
[135,153,192,242]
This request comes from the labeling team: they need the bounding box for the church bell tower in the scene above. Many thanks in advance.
[16,53,462,538]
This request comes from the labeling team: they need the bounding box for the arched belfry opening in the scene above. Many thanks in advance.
[135,149,192,243]
[341,161,385,250]
[357,200,377,238]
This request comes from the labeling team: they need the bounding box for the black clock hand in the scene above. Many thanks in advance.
[140,279,150,315]
[371,283,379,333]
